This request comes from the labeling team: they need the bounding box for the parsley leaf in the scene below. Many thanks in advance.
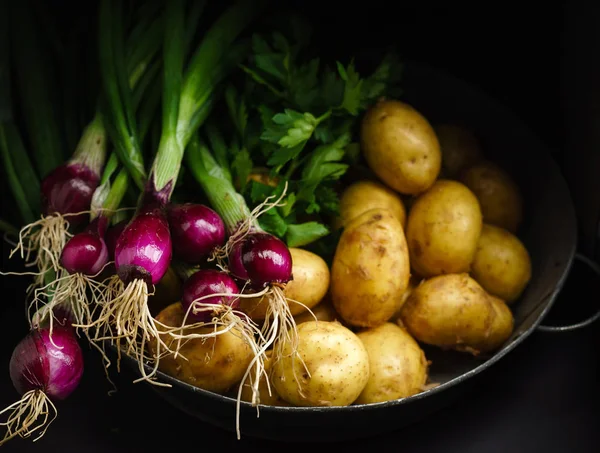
[336,61,363,116]
[286,222,330,247]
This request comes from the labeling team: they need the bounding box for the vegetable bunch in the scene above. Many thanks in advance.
[0,0,408,445]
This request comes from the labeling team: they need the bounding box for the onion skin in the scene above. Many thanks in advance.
[9,327,83,400]
[114,209,172,285]
[41,163,100,226]
[105,220,128,261]
[60,217,109,275]
[181,270,240,323]
[228,242,249,281]
[167,204,225,264]
[230,233,292,289]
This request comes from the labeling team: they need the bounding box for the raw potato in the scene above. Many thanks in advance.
[460,161,523,233]
[238,248,330,320]
[471,224,532,303]
[400,273,513,355]
[355,323,428,404]
[240,351,289,407]
[330,208,411,327]
[435,124,483,178]
[486,295,515,349]
[360,99,441,195]
[271,321,370,406]
[406,180,483,277]
[391,275,421,321]
[148,266,182,316]
[294,297,339,325]
[151,302,253,393]
[334,180,407,230]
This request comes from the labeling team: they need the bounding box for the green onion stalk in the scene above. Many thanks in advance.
[80,0,266,396]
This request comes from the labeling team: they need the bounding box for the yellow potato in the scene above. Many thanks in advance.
[360,99,441,195]
[151,302,253,393]
[471,224,532,303]
[435,124,483,178]
[271,321,370,406]
[238,248,330,320]
[406,180,483,277]
[148,266,182,316]
[294,296,340,325]
[391,275,421,321]
[400,273,513,355]
[330,208,411,327]
[486,295,515,350]
[334,180,407,230]
[246,167,279,187]
[460,161,523,233]
[240,351,289,407]
[355,323,428,404]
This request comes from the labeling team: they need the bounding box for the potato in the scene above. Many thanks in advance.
[334,180,407,230]
[360,99,441,195]
[355,323,428,404]
[330,208,411,328]
[240,351,289,407]
[247,167,279,187]
[271,321,370,406]
[435,124,483,178]
[486,296,515,349]
[151,302,253,393]
[471,224,532,303]
[148,266,182,316]
[391,275,421,321]
[460,161,523,233]
[406,180,483,277]
[238,248,330,320]
[294,296,340,325]
[400,273,513,355]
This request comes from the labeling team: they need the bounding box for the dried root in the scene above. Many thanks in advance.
[0,390,57,446]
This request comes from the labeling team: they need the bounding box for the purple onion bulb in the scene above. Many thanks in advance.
[227,232,293,289]
[181,269,240,323]
[9,327,83,400]
[114,210,172,285]
[105,220,128,262]
[167,204,226,264]
[41,163,100,226]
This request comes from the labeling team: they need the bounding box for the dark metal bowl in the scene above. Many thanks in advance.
[114,61,578,443]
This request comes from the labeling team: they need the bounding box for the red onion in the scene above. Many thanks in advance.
[228,232,293,289]
[9,327,83,401]
[167,203,226,264]
[181,269,240,323]
[105,219,128,261]
[60,216,109,275]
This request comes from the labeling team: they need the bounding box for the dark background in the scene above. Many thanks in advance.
[1,1,599,452]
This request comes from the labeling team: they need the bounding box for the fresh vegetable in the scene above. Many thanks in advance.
[400,273,514,355]
[240,351,289,407]
[460,160,523,233]
[333,179,407,230]
[60,216,109,276]
[435,124,483,179]
[471,224,532,303]
[355,322,428,404]
[360,99,442,195]
[167,204,226,264]
[406,180,483,278]
[271,321,370,407]
[330,208,411,327]
[0,325,83,445]
[181,269,240,323]
[293,296,340,325]
[238,247,330,319]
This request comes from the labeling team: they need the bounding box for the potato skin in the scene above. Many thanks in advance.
[294,296,340,325]
[271,321,370,407]
[360,99,441,195]
[406,180,483,278]
[330,208,411,328]
[151,302,253,393]
[400,273,512,354]
[335,180,407,230]
[435,124,483,179]
[355,323,428,404]
[471,224,532,303]
[486,296,515,350]
[238,248,330,320]
[460,161,523,233]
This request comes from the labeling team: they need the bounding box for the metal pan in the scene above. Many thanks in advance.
[114,61,586,443]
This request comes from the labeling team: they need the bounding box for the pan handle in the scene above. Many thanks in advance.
[537,253,600,333]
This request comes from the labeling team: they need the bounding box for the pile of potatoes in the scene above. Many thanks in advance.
[151,98,532,409]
